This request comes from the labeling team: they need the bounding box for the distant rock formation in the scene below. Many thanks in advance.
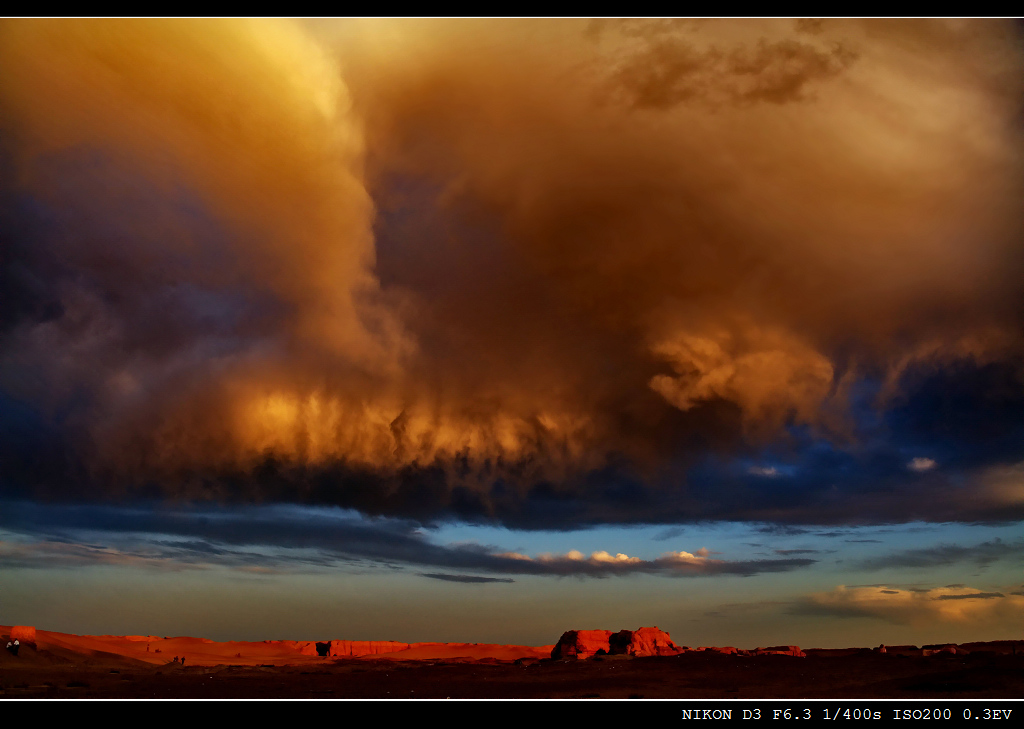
[754,645,806,657]
[873,643,968,656]
[959,640,1021,655]
[271,639,410,657]
[514,657,540,666]
[552,627,685,659]
[922,644,961,656]
[551,630,614,659]
[288,641,319,656]
[11,626,36,648]
[696,646,739,654]
[612,627,685,656]
[871,644,918,654]
[327,640,410,657]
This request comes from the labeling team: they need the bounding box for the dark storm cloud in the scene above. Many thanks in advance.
[2,383,1023,529]
[884,360,1024,471]
[856,538,1024,570]
[0,19,1022,529]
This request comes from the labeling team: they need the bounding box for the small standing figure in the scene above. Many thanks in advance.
[180,656,185,666]
[5,641,15,656]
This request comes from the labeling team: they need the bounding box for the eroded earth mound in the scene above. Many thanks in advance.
[552,627,685,659]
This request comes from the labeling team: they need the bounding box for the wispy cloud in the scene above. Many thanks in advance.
[774,548,822,555]
[794,584,1024,625]
[0,501,816,579]
[856,538,1024,570]
[652,526,688,541]
[421,573,514,583]
[934,591,1004,600]
[908,457,937,472]
[755,525,810,536]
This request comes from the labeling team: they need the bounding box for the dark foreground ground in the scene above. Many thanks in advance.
[2,647,1023,699]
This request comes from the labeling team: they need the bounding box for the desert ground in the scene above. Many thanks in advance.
[1,625,1021,699]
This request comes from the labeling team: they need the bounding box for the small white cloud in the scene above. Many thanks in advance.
[908,457,937,472]
[591,550,641,564]
[662,550,707,562]
[497,551,533,561]
[749,466,780,477]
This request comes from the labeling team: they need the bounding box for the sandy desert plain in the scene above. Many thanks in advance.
[2,624,1022,700]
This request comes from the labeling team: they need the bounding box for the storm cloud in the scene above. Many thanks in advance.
[1,19,1022,528]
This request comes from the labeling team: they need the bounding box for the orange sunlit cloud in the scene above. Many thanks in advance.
[0,19,1022,526]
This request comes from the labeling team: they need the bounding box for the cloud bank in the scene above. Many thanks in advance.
[1,19,1023,526]
[0,501,814,579]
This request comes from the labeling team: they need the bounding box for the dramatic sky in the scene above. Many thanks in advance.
[1,18,1022,648]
